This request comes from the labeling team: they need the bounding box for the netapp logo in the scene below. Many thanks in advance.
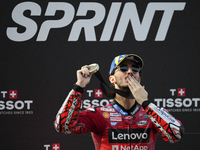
[108,128,150,143]
[7,2,185,42]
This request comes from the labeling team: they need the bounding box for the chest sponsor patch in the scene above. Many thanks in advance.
[103,112,110,118]
[136,120,148,126]
[110,116,122,121]
[110,113,121,117]
[111,122,118,126]
[101,107,115,112]
[108,128,151,143]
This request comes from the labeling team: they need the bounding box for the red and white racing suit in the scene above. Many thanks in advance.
[54,85,184,150]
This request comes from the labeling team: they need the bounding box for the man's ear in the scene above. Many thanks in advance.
[109,76,115,84]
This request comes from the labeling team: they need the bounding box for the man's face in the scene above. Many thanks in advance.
[109,60,141,91]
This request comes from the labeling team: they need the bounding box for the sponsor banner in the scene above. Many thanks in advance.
[0,90,34,115]
[6,2,186,42]
[154,88,200,112]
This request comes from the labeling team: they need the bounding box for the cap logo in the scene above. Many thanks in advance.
[115,56,120,66]
[127,56,135,60]
[116,55,127,65]
[126,56,139,63]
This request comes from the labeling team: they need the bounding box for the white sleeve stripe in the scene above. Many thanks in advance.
[148,103,181,126]
[57,89,74,115]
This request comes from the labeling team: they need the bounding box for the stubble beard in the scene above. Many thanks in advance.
[116,75,139,92]
[118,85,130,92]
[115,77,130,92]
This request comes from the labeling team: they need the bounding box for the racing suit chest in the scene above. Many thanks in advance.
[94,101,157,150]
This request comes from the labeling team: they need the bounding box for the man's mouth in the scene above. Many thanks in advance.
[125,75,135,80]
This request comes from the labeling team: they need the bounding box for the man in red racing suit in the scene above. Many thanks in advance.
[54,54,184,150]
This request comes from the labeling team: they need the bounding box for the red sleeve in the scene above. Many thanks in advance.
[54,88,105,135]
[145,102,184,143]
[54,89,90,134]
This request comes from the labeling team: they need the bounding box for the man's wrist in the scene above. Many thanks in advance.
[75,81,87,88]
[142,100,151,110]
[73,84,84,93]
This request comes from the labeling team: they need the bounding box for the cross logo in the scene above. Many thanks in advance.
[52,143,60,150]
[178,88,185,97]
[95,89,103,98]
[9,90,17,99]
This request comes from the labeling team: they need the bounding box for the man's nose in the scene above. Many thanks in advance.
[127,67,134,75]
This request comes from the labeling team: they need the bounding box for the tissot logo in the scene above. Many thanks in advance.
[81,89,113,109]
[0,90,34,115]
[154,88,200,112]
[44,143,60,150]
[108,128,150,143]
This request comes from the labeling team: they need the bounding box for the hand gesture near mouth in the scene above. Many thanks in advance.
[127,75,148,105]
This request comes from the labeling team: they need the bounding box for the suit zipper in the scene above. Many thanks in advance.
[129,124,132,150]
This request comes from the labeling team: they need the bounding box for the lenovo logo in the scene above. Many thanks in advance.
[108,128,150,143]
